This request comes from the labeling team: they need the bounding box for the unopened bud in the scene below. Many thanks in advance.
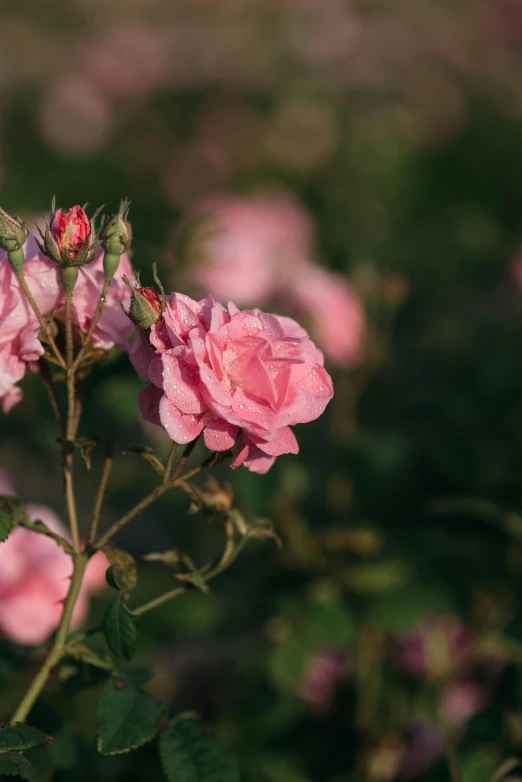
[101,199,132,262]
[37,198,102,268]
[121,275,163,329]
[0,208,27,270]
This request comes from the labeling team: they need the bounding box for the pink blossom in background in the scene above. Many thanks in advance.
[0,238,60,412]
[130,293,334,473]
[438,680,486,727]
[186,194,314,307]
[0,470,108,645]
[183,193,365,367]
[394,616,473,680]
[292,264,366,365]
[297,650,344,710]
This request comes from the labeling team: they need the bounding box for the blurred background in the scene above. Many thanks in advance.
[4,0,522,779]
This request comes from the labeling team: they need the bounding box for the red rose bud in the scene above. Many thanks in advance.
[121,275,163,329]
[0,208,27,273]
[37,198,101,268]
[52,205,90,257]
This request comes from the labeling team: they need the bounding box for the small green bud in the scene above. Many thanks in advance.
[100,199,132,260]
[0,208,27,258]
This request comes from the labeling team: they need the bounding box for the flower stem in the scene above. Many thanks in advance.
[64,291,80,553]
[11,554,87,724]
[15,269,65,369]
[73,279,109,370]
[95,442,202,547]
[89,453,113,544]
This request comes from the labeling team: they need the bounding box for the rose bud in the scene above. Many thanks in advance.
[121,272,163,329]
[0,207,27,258]
[37,198,101,269]
[101,198,132,282]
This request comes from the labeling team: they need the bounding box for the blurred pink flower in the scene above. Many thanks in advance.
[438,680,487,727]
[0,238,60,412]
[130,293,333,473]
[0,471,108,646]
[394,616,473,680]
[292,264,366,365]
[183,193,365,366]
[297,650,344,710]
[186,194,314,307]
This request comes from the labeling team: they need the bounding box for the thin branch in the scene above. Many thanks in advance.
[73,279,109,370]
[39,359,63,433]
[15,269,65,369]
[89,452,113,544]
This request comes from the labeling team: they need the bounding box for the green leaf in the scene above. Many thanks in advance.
[159,718,240,782]
[0,496,27,544]
[0,508,15,544]
[102,547,138,593]
[103,597,137,660]
[0,724,53,752]
[122,446,165,477]
[0,752,41,780]
[96,678,167,755]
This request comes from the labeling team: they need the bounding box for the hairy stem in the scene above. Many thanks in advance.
[11,555,87,724]
[39,359,63,433]
[64,291,80,553]
[163,442,178,483]
[95,441,202,547]
[89,453,113,544]
[73,279,109,370]
[15,269,65,369]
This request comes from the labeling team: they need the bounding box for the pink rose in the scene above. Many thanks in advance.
[0,238,60,411]
[0,477,108,645]
[291,264,366,366]
[0,238,134,412]
[50,205,91,259]
[186,194,313,307]
[130,294,333,473]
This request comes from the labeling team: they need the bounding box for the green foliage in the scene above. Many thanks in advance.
[0,753,40,781]
[0,496,26,543]
[96,678,167,755]
[102,597,137,660]
[159,718,239,782]
[102,547,138,593]
[0,724,53,752]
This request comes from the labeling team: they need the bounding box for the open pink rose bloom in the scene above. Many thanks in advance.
[0,471,107,646]
[131,293,334,473]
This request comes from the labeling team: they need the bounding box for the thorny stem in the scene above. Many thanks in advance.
[11,555,87,724]
[39,359,63,433]
[15,269,65,369]
[95,449,203,548]
[64,291,81,553]
[73,279,109,370]
[163,442,178,483]
[89,453,113,544]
